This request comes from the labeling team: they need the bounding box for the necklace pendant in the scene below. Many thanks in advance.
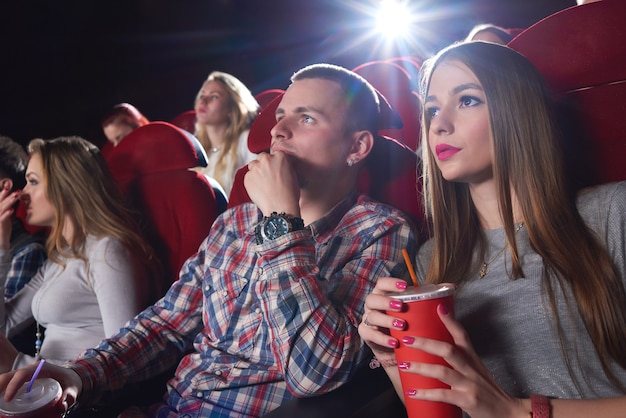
[479,263,488,279]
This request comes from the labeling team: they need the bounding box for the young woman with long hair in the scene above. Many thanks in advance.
[193,71,259,195]
[0,136,160,371]
[359,42,626,417]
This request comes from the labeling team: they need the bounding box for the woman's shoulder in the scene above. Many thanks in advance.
[84,235,127,257]
[576,181,626,242]
[576,181,626,218]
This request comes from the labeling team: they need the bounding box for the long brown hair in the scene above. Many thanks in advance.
[28,137,160,294]
[419,42,626,391]
[194,71,259,187]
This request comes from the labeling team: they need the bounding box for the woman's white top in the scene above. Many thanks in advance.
[0,235,151,368]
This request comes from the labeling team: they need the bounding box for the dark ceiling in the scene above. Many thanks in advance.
[1,0,575,148]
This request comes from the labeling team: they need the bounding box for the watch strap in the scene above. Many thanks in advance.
[530,394,551,418]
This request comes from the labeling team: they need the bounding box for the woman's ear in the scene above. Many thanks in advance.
[347,130,375,167]
[0,178,13,191]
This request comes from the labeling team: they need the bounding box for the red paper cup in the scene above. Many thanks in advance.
[0,378,63,418]
[387,283,461,418]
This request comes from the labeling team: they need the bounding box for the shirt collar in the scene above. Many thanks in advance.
[307,190,359,243]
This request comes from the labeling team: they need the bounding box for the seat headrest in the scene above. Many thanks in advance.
[254,89,285,110]
[352,60,415,93]
[353,60,422,151]
[170,110,197,134]
[509,1,626,93]
[106,121,204,178]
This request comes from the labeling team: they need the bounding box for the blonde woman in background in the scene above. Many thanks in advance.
[0,136,160,371]
[194,71,259,195]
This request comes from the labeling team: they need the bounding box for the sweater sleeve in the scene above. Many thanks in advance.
[88,237,152,337]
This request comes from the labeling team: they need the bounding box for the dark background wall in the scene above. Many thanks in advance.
[1,0,575,148]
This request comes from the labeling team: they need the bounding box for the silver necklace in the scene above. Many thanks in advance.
[478,223,524,279]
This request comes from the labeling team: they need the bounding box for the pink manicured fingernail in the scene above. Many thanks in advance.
[388,338,398,348]
[392,319,405,329]
[438,304,449,315]
[398,361,410,370]
[396,281,407,290]
[405,389,417,396]
[389,300,403,310]
[402,336,415,344]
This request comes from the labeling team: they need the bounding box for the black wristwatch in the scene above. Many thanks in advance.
[255,212,305,244]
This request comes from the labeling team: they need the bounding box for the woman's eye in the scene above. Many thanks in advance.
[425,107,439,120]
[460,96,482,107]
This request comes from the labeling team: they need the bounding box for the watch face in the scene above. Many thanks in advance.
[263,216,290,240]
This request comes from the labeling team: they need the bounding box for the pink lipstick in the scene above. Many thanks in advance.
[435,144,461,160]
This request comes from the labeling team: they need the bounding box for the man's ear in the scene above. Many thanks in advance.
[0,178,13,191]
[347,130,375,166]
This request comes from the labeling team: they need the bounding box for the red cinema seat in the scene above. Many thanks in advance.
[385,56,422,83]
[353,60,422,152]
[509,0,626,186]
[105,121,220,288]
[254,89,285,110]
[170,110,197,134]
[100,140,114,159]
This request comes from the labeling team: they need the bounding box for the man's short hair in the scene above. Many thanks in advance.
[0,135,28,190]
[291,64,380,136]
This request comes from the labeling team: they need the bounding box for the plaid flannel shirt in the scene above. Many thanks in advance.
[2,220,46,300]
[72,193,417,417]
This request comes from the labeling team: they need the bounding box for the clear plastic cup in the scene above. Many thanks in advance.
[0,378,63,418]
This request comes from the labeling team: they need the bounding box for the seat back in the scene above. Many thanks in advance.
[228,91,426,239]
[254,89,285,110]
[353,60,422,151]
[170,110,197,134]
[100,140,114,159]
[106,121,221,288]
[509,0,626,186]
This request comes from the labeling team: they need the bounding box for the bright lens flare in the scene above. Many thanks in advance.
[376,0,412,39]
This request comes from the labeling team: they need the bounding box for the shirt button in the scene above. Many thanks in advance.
[204,285,211,291]
[254,307,261,314]
[258,267,264,275]
[196,391,203,398]
[215,370,222,376]
[222,290,228,297]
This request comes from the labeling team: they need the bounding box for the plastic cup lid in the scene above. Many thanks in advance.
[0,378,61,415]
[388,283,455,302]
